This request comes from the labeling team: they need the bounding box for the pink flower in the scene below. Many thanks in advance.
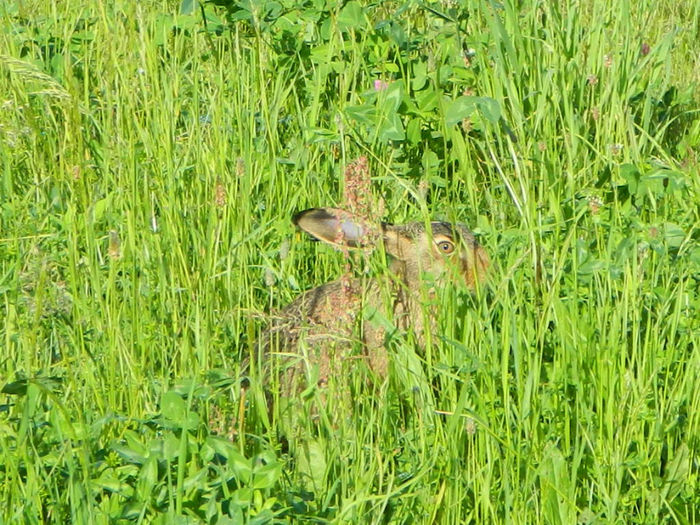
[374,79,389,91]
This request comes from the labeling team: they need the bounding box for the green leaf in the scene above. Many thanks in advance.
[662,169,689,193]
[363,305,397,333]
[92,195,111,222]
[252,462,282,489]
[577,259,606,275]
[422,149,440,175]
[475,97,501,124]
[162,433,181,461]
[231,487,253,506]
[154,14,174,47]
[445,96,501,126]
[345,104,375,126]
[661,443,690,502]
[161,391,186,424]
[619,164,640,194]
[179,0,197,15]
[295,439,327,491]
[248,509,277,525]
[92,469,134,497]
[662,222,685,248]
[136,455,158,501]
[337,2,365,30]
[406,118,422,144]
[183,466,209,491]
[203,436,238,461]
[445,96,477,126]
[380,80,404,113]
[388,21,407,47]
[411,61,428,91]
[690,245,700,267]
[2,379,27,395]
[378,111,405,142]
[229,449,253,483]
[112,437,147,465]
[416,87,439,114]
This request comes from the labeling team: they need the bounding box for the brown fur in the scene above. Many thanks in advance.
[261,208,489,394]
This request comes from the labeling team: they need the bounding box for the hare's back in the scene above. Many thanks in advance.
[273,280,361,340]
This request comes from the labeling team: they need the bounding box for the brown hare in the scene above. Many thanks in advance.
[261,207,489,394]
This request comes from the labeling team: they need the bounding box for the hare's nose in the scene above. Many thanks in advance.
[459,258,479,289]
[461,245,489,289]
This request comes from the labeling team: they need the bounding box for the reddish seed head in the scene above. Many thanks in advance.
[344,156,371,218]
[214,179,227,208]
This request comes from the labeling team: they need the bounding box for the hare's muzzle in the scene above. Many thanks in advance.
[463,244,490,289]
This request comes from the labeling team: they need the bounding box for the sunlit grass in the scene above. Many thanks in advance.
[0,0,698,522]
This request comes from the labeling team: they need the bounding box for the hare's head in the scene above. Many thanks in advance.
[382,221,489,289]
[293,208,488,290]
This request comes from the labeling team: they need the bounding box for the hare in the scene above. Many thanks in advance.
[261,207,489,394]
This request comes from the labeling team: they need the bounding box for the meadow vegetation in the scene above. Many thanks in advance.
[0,0,698,522]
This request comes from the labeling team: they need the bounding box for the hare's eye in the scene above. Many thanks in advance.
[437,240,454,254]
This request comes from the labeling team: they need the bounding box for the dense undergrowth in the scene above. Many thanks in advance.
[0,0,698,522]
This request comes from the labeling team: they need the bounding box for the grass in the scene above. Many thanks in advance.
[0,0,698,522]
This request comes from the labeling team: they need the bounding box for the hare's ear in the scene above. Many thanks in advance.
[381,226,414,260]
[293,208,378,249]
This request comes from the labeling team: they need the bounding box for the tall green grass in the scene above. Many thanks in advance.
[0,0,698,522]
